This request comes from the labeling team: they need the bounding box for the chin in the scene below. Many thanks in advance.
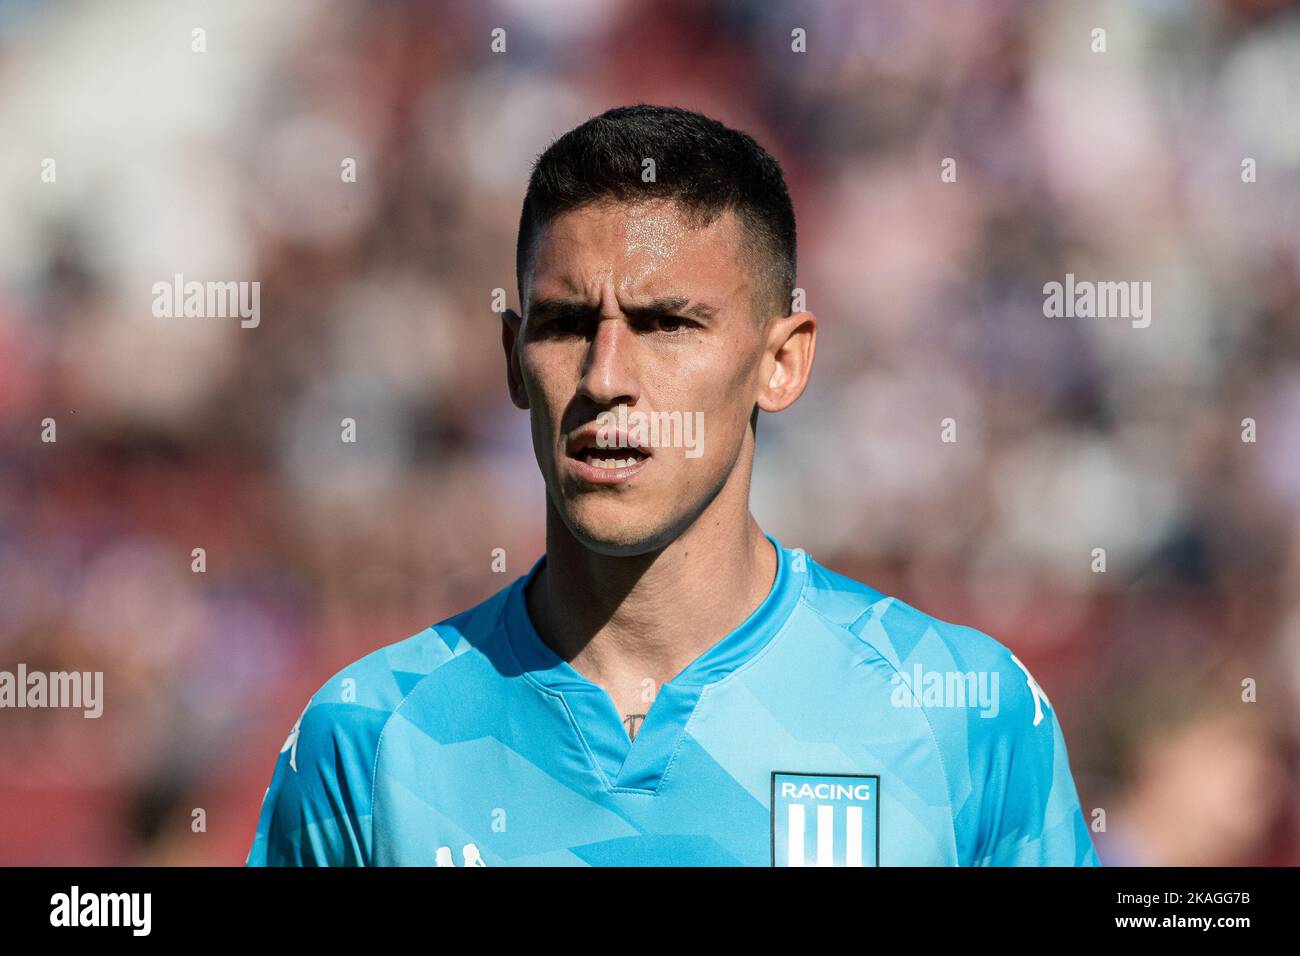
[559,501,681,557]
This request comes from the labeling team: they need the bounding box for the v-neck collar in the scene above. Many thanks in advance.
[502,532,804,791]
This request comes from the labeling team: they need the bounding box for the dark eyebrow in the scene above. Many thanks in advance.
[526,298,598,326]
[526,296,718,323]
[627,297,719,321]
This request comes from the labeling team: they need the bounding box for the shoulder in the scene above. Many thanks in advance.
[291,579,516,767]
[799,551,1053,736]
[250,570,531,865]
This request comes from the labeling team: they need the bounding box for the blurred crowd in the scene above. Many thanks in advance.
[0,0,1296,864]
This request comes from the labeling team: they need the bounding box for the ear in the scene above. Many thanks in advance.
[756,310,816,414]
[502,307,530,410]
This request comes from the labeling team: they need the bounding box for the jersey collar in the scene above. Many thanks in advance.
[504,531,804,691]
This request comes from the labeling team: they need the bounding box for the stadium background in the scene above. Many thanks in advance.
[0,0,1296,864]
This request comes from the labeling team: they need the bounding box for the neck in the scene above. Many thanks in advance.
[525,502,777,696]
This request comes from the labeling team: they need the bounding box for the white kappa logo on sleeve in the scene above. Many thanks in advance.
[1009,653,1052,727]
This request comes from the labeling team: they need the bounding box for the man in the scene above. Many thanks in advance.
[247,104,1100,866]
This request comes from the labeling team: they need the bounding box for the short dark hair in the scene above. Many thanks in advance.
[515,104,796,323]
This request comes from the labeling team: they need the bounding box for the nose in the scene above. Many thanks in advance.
[577,316,639,408]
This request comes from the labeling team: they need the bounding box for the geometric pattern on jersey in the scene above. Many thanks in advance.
[248,534,1101,866]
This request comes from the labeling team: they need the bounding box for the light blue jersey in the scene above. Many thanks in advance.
[247,534,1100,866]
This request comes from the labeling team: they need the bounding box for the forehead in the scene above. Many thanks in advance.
[527,199,750,304]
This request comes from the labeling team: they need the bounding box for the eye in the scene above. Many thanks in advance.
[536,315,586,339]
[653,315,695,335]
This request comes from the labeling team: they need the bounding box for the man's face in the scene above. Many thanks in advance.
[505,199,775,556]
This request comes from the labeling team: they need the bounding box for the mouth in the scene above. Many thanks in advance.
[564,432,652,484]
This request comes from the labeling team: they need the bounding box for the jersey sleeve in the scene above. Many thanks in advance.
[971,652,1100,866]
[245,692,386,866]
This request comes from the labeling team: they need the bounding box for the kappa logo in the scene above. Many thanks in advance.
[771,772,880,867]
[1009,652,1052,727]
[280,702,309,772]
[435,843,487,867]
